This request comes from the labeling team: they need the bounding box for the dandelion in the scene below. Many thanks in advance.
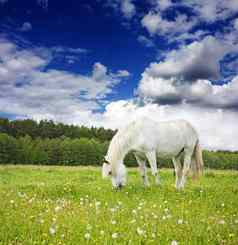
[39,219,44,224]
[10,200,14,204]
[95,201,101,206]
[84,233,90,240]
[132,209,137,214]
[177,219,183,224]
[218,220,225,225]
[55,206,61,212]
[137,227,145,236]
[111,220,116,225]
[49,227,56,235]
[171,240,178,245]
[112,233,118,239]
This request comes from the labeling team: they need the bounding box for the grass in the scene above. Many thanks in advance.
[0,165,238,245]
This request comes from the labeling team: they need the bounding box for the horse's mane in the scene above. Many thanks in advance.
[106,121,135,174]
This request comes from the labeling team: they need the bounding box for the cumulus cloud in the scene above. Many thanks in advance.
[101,100,238,151]
[141,11,196,36]
[137,35,154,48]
[137,36,237,109]
[143,36,230,81]
[19,22,32,32]
[0,38,129,124]
[102,0,136,19]
[234,18,238,31]
[183,0,238,23]
[120,0,136,19]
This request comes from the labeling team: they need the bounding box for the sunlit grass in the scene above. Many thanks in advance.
[0,165,238,244]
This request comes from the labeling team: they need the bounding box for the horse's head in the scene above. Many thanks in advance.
[102,157,127,189]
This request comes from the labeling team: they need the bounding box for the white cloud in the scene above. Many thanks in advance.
[157,0,172,11]
[141,36,230,81]
[183,0,238,23]
[141,11,196,36]
[20,22,32,32]
[120,0,136,19]
[137,35,154,47]
[234,18,238,31]
[0,38,129,125]
[137,36,238,109]
[101,100,238,151]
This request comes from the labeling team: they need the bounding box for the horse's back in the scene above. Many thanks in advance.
[130,118,198,156]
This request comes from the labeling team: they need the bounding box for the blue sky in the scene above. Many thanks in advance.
[0,0,238,150]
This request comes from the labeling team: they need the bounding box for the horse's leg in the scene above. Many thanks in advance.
[172,157,182,189]
[134,153,150,186]
[145,151,160,185]
[179,149,193,189]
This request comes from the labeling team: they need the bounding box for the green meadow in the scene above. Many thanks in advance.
[0,165,238,245]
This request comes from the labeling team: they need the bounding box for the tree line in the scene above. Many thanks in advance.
[0,118,115,141]
[0,118,238,169]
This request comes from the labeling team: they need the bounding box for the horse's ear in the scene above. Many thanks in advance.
[102,162,112,178]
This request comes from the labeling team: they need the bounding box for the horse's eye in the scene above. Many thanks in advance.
[108,171,112,175]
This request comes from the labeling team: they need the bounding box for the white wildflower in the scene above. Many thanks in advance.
[84,233,90,240]
[218,220,225,225]
[111,220,116,225]
[112,233,118,239]
[49,227,56,235]
[55,206,61,212]
[95,201,101,206]
[132,209,137,214]
[137,227,145,236]
[177,219,183,224]
[171,240,178,245]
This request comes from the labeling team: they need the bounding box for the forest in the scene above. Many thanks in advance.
[0,118,238,169]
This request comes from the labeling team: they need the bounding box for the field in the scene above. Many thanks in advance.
[0,166,238,245]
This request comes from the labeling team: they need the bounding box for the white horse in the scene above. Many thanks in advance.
[102,117,203,190]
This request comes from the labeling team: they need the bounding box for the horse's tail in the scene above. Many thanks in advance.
[192,140,204,180]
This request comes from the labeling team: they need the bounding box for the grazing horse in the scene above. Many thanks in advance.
[102,117,203,190]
